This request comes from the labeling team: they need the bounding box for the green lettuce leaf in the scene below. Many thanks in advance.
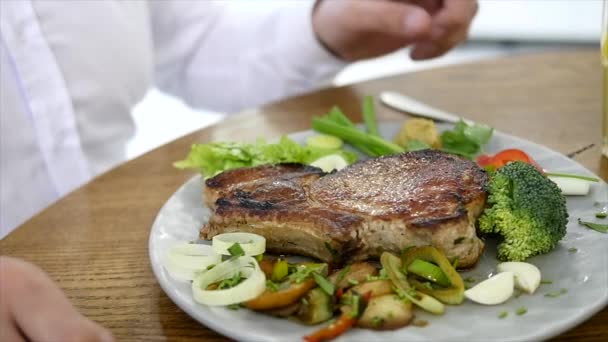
[440,120,493,159]
[174,136,358,178]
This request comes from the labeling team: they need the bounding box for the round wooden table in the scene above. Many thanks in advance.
[1,49,606,341]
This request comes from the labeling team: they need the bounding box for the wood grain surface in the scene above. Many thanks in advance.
[1,49,606,341]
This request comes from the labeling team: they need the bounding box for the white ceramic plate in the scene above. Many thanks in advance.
[149,122,608,342]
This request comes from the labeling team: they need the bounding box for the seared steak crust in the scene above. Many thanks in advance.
[201,150,488,267]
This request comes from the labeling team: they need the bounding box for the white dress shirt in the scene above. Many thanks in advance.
[0,0,344,238]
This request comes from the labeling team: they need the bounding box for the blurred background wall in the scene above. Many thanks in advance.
[127,0,603,159]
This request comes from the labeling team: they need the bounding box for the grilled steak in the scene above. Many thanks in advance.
[201,150,488,267]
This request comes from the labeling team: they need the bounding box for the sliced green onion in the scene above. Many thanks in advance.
[515,307,527,315]
[192,256,265,306]
[212,232,266,256]
[578,219,608,233]
[334,265,351,286]
[163,243,220,282]
[547,176,591,196]
[313,272,335,296]
[362,95,380,137]
[312,117,404,157]
[544,172,599,182]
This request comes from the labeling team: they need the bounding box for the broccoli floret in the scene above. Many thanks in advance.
[477,161,568,261]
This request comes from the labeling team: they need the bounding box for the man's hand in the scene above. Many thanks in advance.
[312,0,478,61]
[0,256,114,342]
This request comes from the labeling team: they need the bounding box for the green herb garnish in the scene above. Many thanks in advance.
[440,120,493,159]
[217,272,242,289]
[335,265,351,285]
[499,311,508,319]
[464,276,477,283]
[265,280,280,292]
[568,247,578,253]
[453,237,466,245]
[540,279,553,285]
[515,307,527,316]
[324,242,338,256]
[227,243,245,257]
[596,212,607,218]
[289,263,326,283]
[545,288,568,298]
[372,316,384,328]
[578,218,608,233]
[312,272,335,296]
[366,268,389,281]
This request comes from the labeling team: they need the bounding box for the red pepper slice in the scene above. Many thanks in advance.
[303,314,355,342]
[476,154,494,167]
[476,148,541,170]
[335,287,344,301]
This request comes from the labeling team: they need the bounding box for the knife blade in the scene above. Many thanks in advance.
[379,91,474,125]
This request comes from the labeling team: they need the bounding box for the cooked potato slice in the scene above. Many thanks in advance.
[357,295,413,330]
[328,262,377,289]
[350,280,393,297]
[394,118,441,149]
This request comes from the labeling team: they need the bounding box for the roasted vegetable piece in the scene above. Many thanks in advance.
[350,280,393,298]
[296,287,334,325]
[304,292,371,342]
[303,313,355,342]
[402,246,465,304]
[477,161,568,261]
[357,294,413,330]
[263,301,301,317]
[244,278,316,310]
[381,252,445,315]
[328,262,377,289]
[258,259,274,278]
[394,118,441,149]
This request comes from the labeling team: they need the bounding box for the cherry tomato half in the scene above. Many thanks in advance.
[476,148,541,170]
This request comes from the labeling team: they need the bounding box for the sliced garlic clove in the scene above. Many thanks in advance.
[464,271,514,305]
[497,261,541,294]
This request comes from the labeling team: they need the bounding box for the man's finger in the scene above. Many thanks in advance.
[353,0,433,40]
[1,257,114,342]
[433,0,478,32]
[410,25,468,60]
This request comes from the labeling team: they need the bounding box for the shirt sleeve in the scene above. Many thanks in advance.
[148,0,346,113]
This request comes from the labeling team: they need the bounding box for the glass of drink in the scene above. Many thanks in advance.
[603,0,608,157]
